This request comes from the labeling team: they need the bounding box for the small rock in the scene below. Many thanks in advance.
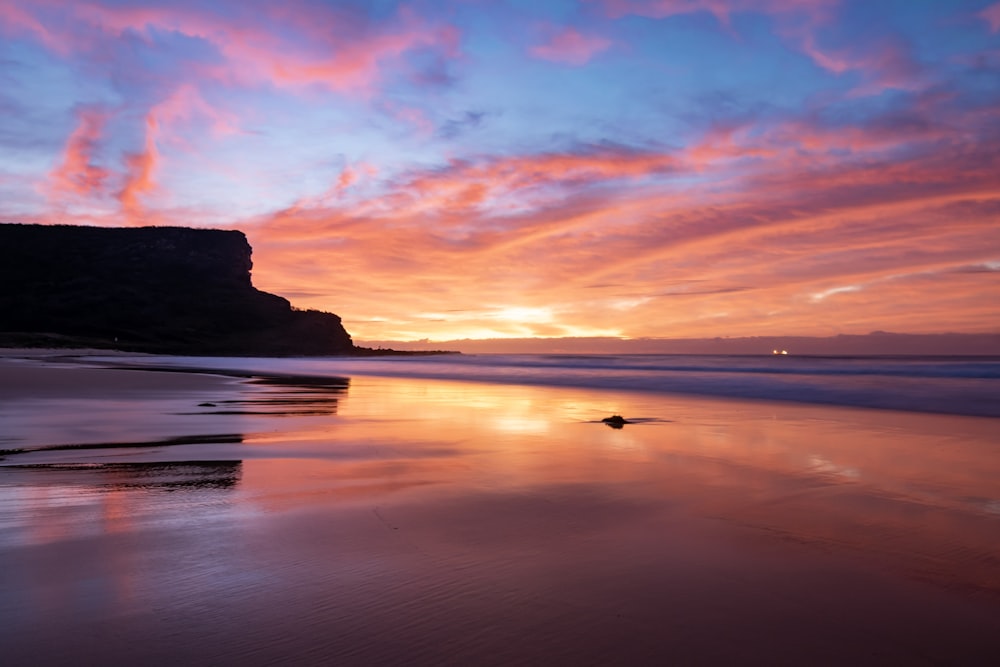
[601,415,630,428]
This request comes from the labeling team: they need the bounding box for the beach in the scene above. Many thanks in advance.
[2,352,999,665]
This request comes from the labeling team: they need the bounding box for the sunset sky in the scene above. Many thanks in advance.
[1,0,998,344]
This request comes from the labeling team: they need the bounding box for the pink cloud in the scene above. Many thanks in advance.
[2,0,462,96]
[0,0,67,53]
[981,2,1000,32]
[601,0,727,22]
[599,0,838,24]
[151,85,240,139]
[248,172,1000,341]
[599,0,924,96]
[683,125,777,169]
[118,114,159,224]
[263,22,459,94]
[792,31,925,95]
[41,85,236,221]
[9,1,998,341]
[529,27,612,65]
[241,94,1000,341]
[326,162,377,200]
[336,167,358,193]
[48,107,110,198]
[38,103,996,341]
[382,102,435,135]
[374,147,679,222]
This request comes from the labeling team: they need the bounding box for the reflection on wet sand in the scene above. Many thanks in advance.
[182,372,350,416]
[74,363,351,418]
[0,434,244,458]
[4,460,243,491]
[1,359,999,664]
[0,461,242,548]
[0,358,350,460]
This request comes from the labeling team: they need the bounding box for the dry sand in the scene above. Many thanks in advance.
[1,353,999,665]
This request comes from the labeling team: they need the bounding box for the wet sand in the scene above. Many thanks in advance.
[2,354,999,665]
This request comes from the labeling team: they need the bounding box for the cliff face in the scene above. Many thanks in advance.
[0,223,354,355]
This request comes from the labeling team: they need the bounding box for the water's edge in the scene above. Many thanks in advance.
[89,353,1000,419]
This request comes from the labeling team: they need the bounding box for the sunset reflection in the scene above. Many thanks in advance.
[4,369,998,594]
[0,462,243,548]
[220,375,1000,595]
[3,365,1000,664]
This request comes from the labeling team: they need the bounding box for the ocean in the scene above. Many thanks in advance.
[103,353,1000,418]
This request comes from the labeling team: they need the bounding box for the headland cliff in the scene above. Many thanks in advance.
[0,223,355,355]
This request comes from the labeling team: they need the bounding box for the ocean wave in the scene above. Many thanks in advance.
[99,354,1000,418]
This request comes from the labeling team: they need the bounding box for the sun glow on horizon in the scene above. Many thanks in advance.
[490,306,554,324]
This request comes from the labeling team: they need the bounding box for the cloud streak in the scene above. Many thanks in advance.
[48,107,110,198]
[529,26,612,65]
[1,0,998,343]
[982,2,1000,33]
[1,0,461,95]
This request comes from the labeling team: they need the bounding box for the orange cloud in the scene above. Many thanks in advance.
[48,107,110,198]
[297,162,378,205]
[335,166,358,194]
[42,84,245,223]
[244,100,1000,342]
[118,114,159,224]
[248,185,999,342]
[7,1,996,343]
[395,147,679,215]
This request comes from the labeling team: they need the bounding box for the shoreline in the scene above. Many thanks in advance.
[2,354,999,664]
[33,348,999,419]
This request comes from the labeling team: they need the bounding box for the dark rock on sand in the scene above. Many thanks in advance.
[601,415,630,428]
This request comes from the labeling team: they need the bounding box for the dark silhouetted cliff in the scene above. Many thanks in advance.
[0,223,354,355]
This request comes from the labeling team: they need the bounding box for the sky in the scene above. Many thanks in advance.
[1,0,999,345]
